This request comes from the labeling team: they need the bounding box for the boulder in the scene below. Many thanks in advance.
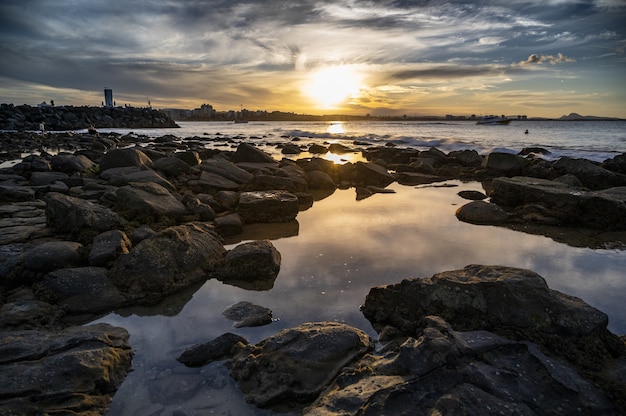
[108,169,177,192]
[232,142,276,163]
[50,154,96,173]
[238,190,299,223]
[482,152,530,175]
[449,149,483,167]
[200,157,254,184]
[195,170,241,191]
[0,300,65,330]
[152,156,191,177]
[23,241,85,272]
[177,333,249,367]
[457,190,487,200]
[35,266,128,313]
[552,156,626,190]
[45,192,120,240]
[99,147,152,171]
[110,222,226,304]
[354,162,395,187]
[222,301,273,328]
[305,170,336,190]
[455,200,509,225]
[489,176,626,230]
[219,240,281,290]
[114,181,187,222]
[0,184,35,202]
[0,324,132,416]
[88,229,132,267]
[214,213,243,236]
[227,322,373,411]
[29,171,69,186]
[305,315,620,416]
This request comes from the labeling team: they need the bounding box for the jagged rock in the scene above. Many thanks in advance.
[455,200,509,224]
[45,192,120,241]
[305,316,620,416]
[222,301,273,328]
[238,190,299,223]
[110,222,226,304]
[88,229,132,267]
[227,322,374,411]
[114,181,187,222]
[35,266,128,314]
[23,241,85,272]
[99,147,153,171]
[489,176,626,230]
[0,323,132,415]
[177,333,249,367]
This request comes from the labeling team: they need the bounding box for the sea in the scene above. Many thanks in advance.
[15,120,626,415]
[100,119,626,163]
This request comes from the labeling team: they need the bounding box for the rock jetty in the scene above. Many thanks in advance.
[0,103,178,131]
[1,129,625,415]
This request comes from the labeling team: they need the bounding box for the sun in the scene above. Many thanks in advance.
[303,65,363,109]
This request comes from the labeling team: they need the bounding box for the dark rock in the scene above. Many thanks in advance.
[0,300,65,330]
[128,223,156,245]
[29,171,69,186]
[24,241,85,272]
[115,181,187,222]
[175,150,201,166]
[152,156,191,177]
[238,190,299,223]
[35,266,128,313]
[305,170,336,189]
[354,161,395,187]
[489,176,626,230]
[220,240,281,286]
[0,184,35,202]
[228,322,373,411]
[89,229,132,267]
[0,323,132,415]
[177,333,249,367]
[602,152,626,174]
[457,190,487,200]
[552,156,626,190]
[449,149,484,167]
[110,222,226,304]
[195,170,241,191]
[281,143,302,154]
[395,171,443,185]
[232,143,276,163]
[215,213,243,236]
[50,154,96,173]
[247,174,297,192]
[328,143,352,154]
[181,193,216,221]
[222,301,273,328]
[108,169,176,192]
[308,143,328,154]
[200,157,254,184]
[519,146,551,156]
[455,200,509,224]
[99,147,153,171]
[482,152,530,175]
[45,192,120,241]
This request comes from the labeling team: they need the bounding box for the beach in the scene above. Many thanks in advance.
[1,120,625,415]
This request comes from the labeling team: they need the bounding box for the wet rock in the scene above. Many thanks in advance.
[0,323,132,416]
[449,149,484,167]
[552,156,626,190]
[247,174,298,192]
[200,157,254,184]
[305,170,336,190]
[110,222,226,304]
[177,333,249,367]
[395,171,443,185]
[223,301,273,328]
[238,190,299,223]
[228,322,373,411]
[35,266,128,314]
[281,143,302,154]
[45,192,120,241]
[306,316,620,416]
[220,240,281,285]
[482,152,530,175]
[215,213,243,236]
[23,240,85,272]
[354,161,395,187]
[458,189,488,200]
[88,229,132,267]
[99,147,153,171]
[114,181,187,222]
[232,142,276,164]
[489,176,626,230]
[455,200,509,224]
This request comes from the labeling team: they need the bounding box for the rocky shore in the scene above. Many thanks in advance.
[1,129,625,415]
[0,104,178,131]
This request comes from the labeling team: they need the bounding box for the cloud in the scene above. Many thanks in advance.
[519,53,576,66]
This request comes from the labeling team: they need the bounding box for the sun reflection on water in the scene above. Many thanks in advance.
[327,122,345,134]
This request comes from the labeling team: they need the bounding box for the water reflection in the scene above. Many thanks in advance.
[327,122,345,134]
[96,181,626,415]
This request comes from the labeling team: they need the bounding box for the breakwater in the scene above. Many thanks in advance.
[0,103,179,131]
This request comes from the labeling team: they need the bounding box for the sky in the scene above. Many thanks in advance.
[1,0,625,118]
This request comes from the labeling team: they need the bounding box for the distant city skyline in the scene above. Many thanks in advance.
[1,1,625,118]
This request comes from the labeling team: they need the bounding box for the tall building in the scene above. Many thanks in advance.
[104,88,113,107]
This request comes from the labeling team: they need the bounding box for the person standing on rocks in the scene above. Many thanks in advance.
[39,122,45,135]
[88,124,99,137]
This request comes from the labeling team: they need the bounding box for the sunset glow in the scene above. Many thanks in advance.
[304,66,364,109]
